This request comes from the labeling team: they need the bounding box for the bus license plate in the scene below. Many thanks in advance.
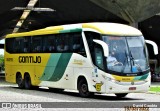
[129,87,136,90]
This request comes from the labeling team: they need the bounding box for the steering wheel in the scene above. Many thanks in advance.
[113,62,123,66]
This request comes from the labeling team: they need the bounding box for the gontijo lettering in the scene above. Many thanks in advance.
[19,56,41,63]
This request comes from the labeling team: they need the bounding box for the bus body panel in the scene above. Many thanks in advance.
[5,22,154,96]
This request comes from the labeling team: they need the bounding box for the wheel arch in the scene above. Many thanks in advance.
[77,75,91,91]
[24,72,30,77]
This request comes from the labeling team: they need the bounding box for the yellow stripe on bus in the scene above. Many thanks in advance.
[112,75,134,82]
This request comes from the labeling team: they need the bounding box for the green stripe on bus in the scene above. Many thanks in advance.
[134,73,149,80]
[48,53,72,81]
[40,53,61,81]
[139,74,149,80]
[40,53,72,82]
[59,28,82,33]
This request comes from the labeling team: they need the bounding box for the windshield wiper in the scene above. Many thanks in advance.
[129,50,134,65]
[121,38,134,73]
[128,50,134,72]
[121,50,129,73]
[128,44,142,72]
[123,38,142,73]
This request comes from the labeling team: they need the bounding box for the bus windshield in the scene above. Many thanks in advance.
[102,35,149,75]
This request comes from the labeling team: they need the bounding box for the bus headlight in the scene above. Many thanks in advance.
[108,78,117,83]
[102,75,117,82]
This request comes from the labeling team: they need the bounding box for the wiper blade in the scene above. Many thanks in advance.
[129,50,134,64]
[121,50,128,73]
[129,50,134,72]
[129,50,142,72]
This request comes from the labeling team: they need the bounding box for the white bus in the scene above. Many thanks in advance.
[5,22,158,98]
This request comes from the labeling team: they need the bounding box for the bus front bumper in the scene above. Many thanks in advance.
[105,80,150,94]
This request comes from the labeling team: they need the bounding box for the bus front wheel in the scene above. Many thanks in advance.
[115,93,128,98]
[78,79,93,97]
[16,74,24,89]
[24,74,32,89]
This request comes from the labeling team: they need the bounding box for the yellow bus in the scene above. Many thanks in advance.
[5,22,158,98]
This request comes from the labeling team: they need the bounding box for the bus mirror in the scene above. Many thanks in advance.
[145,40,158,55]
[93,39,109,57]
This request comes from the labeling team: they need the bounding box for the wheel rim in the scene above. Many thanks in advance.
[25,75,31,88]
[80,83,90,96]
[81,84,87,93]
[17,74,24,88]
[17,75,22,85]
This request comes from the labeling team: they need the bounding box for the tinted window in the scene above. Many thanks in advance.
[23,37,31,53]
[5,32,86,57]
[6,38,14,53]
[85,31,101,63]
[31,36,42,53]
[43,35,56,52]
[14,37,25,53]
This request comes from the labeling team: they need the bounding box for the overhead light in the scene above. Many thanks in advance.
[11,7,25,10]
[12,7,55,12]
[20,10,31,20]
[33,8,55,12]
[17,21,23,26]
[28,0,38,7]
[13,0,38,33]
[13,28,19,33]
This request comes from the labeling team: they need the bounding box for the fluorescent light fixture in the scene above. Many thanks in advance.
[17,21,23,26]
[13,0,38,33]
[28,0,38,7]
[20,10,31,20]
[13,28,19,33]
[11,7,25,10]
[33,8,55,12]
[12,7,55,12]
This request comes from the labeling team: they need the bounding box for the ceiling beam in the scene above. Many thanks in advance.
[13,0,38,33]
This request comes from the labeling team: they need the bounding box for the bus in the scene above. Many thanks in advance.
[5,22,158,98]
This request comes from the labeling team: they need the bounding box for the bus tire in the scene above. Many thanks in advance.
[78,79,93,98]
[24,74,32,89]
[16,73,24,89]
[115,93,128,98]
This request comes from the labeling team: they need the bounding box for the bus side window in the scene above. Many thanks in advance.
[6,38,14,53]
[23,37,30,53]
[31,36,42,53]
[72,33,86,57]
[13,38,24,53]
[94,46,105,70]
[56,35,69,52]
[84,31,101,63]
[48,35,56,52]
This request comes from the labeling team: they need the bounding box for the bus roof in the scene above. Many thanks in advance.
[6,22,142,38]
